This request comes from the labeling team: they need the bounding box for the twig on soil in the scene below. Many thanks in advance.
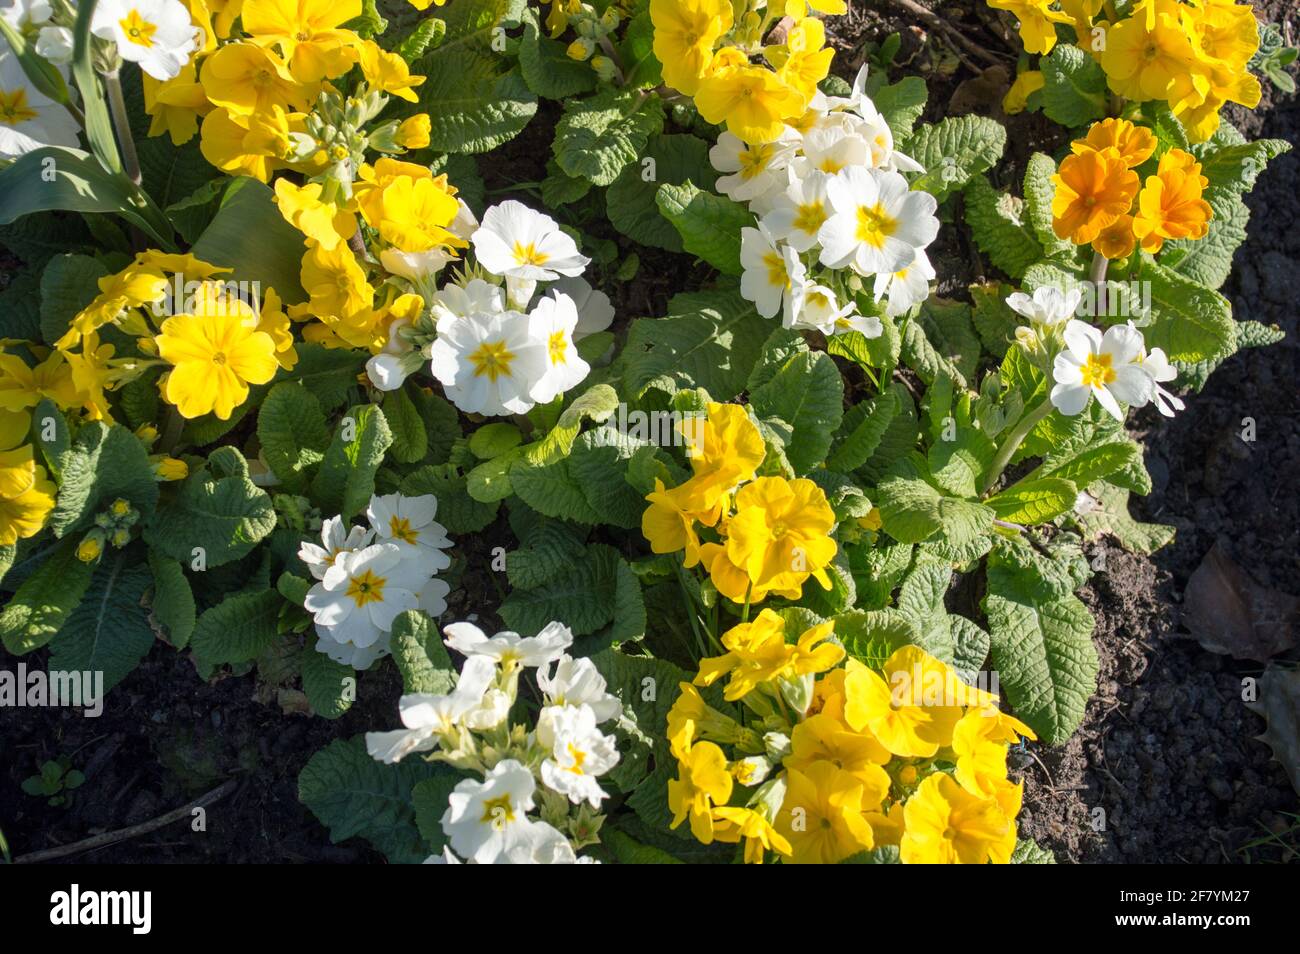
[10,779,238,864]
[877,0,1012,67]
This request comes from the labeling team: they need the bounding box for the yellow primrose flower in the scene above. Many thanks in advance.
[199,107,280,182]
[665,682,749,760]
[712,806,793,864]
[143,62,212,146]
[357,39,425,103]
[1071,117,1157,168]
[256,288,299,370]
[353,158,435,228]
[274,179,358,251]
[241,0,362,82]
[642,477,713,567]
[1050,145,1139,245]
[723,476,837,597]
[951,709,1012,798]
[151,455,189,481]
[374,175,463,252]
[0,446,56,546]
[786,712,892,789]
[696,610,844,701]
[58,264,170,349]
[62,332,119,421]
[0,408,31,451]
[987,0,1072,55]
[776,761,879,864]
[1132,147,1212,252]
[695,62,807,145]
[300,242,375,321]
[133,251,229,280]
[155,285,280,419]
[201,41,312,117]
[899,772,1017,864]
[77,533,104,563]
[680,401,766,507]
[1091,213,1137,260]
[1098,1,1199,102]
[0,348,81,412]
[1002,69,1044,115]
[772,18,834,102]
[650,0,733,97]
[394,113,431,150]
[667,740,733,843]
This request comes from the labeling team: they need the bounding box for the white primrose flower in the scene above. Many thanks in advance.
[710,131,796,204]
[0,0,51,30]
[795,124,869,177]
[537,653,622,723]
[366,317,422,391]
[429,278,505,333]
[1006,285,1082,329]
[550,275,614,339]
[787,280,860,334]
[428,308,548,416]
[526,290,589,405]
[424,847,462,864]
[304,543,447,669]
[366,492,452,569]
[536,703,620,808]
[858,112,924,174]
[1138,345,1184,418]
[425,823,584,865]
[441,758,544,864]
[444,620,573,669]
[740,224,805,320]
[761,170,834,252]
[471,200,589,307]
[379,246,458,286]
[1051,319,1155,421]
[826,64,874,115]
[0,48,79,160]
[872,247,936,317]
[819,166,939,277]
[298,515,373,581]
[365,656,497,763]
[34,25,74,65]
[91,0,199,81]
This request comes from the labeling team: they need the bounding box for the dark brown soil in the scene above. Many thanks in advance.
[1,1,1296,864]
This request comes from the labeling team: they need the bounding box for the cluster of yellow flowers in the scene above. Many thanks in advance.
[994,0,1261,142]
[649,0,840,143]
[666,614,1035,863]
[641,402,836,605]
[1050,118,1212,259]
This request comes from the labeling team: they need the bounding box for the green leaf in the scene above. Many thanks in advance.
[190,177,307,303]
[406,0,537,153]
[412,770,465,851]
[1034,439,1140,488]
[147,551,196,649]
[1040,43,1107,127]
[553,86,665,185]
[391,609,457,695]
[952,613,991,676]
[507,521,588,590]
[190,588,283,674]
[144,450,277,567]
[522,382,621,467]
[517,6,597,99]
[1074,480,1174,554]
[963,176,1042,279]
[875,458,995,548]
[907,116,1006,200]
[499,543,630,638]
[827,385,899,473]
[986,476,1078,524]
[915,298,980,385]
[603,828,685,863]
[1012,838,1057,863]
[281,342,366,411]
[1140,258,1235,364]
[257,382,330,490]
[985,548,1098,745]
[655,181,752,274]
[622,287,768,399]
[300,649,355,719]
[72,0,121,173]
[383,385,428,464]
[871,75,928,141]
[749,351,844,473]
[0,539,95,654]
[1023,152,1078,262]
[608,133,716,252]
[46,422,158,538]
[468,421,522,459]
[311,404,394,521]
[566,425,655,529]
[399,464,498,534]
[39,254,108,346]
[49,556,155,691]
[298,735,439,864]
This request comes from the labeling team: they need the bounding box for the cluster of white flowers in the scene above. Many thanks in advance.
[366,199,614,418]
[299,493,453,669]
[1005,286,1184,421]
[715,65,939,335]
[366,619,624,864]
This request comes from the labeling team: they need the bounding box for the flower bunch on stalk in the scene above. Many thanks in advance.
[366,619,623,864]
[666,612,1035,864]
[721,65,937,334]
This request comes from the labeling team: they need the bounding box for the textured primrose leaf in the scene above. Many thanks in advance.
[390,609,457,696]
[301,649,356,720]
[46,421,158,538]
[986,477,1078,525]
[189,588,283,674]
[145,451,277,568]
[257,382,330,490]
[906,115,1006,200]
[0,538,95,654]
[1040,43,1107,127]
[147,551,196,649]
[1022,152,1079,263]
[875,457,995,548]
[498,543,628,637]
[1140,258,1235,364]
[516,6,596,100]
[311,404,393,522]
[655,181,752,274]
[608,133,716,252]
[1073,480,1175,555]
[48,556,154,692]
[38,253,106,346]
[552,87,665,185]
[749,350,844,474]
[962,176,1042,280]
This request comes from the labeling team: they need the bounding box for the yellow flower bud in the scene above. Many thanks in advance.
[76,535,103,563]
[152,456,188,481]
[395,114,431,150]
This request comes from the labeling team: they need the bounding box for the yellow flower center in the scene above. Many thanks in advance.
[738,144,772,180]
[345,568,387,607]
[388,515,419,545]
[818,158,845,174]
[565,743,588,774]
[547,330,568,366]
[1080,352,1116,388]
[480,794,515,824]
[119,9,157,48]
[855,202,897,249]
[762,251,788,289]
[512,241,550,267]
[770,521,788,539]
[793,200,827,235]
[211,351,227,366]
[469,339,515,382]
[0,87,38,125]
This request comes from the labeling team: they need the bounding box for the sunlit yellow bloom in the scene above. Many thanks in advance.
[667,740,733,843]
[776,761,878,864]
[1091,213,1136,260]
[787,712,892,789]
[59,265,170,349]
[723,476,837,597]
[1132,147,1212,252]
[274,179,357,251]
[649,0,732,97]
[151,455,189,480]
[201,41,311,116]
[712,806,792,864]
[695,610,844,701]
[357,39,424,103]
[300,242,374,320]
[1071,118,1156,168]
[199,107,279,181]
[374,175,462,252]
[0,408,30,451]
[0,348,80,412]
[256,287,298,370]
[1051,146,1139,244]
[899,772,1017,864]
[695,63,807,145]
[62,332,119,421]
[77,534,104,563]
[1002,69,1044,114]
[642,477,711,567]
[680,401,765,509]
[772,18,834,102]
[241,0,362,82]
[987,0,1072,55]
[143,61,211,145]
[353,158,434,228]
[1098,1,1199,101]
[0,445,55,546]
[394,113,431,150]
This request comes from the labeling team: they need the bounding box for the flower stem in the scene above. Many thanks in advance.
[104,70,141,186]
[981,399,1055,497]
[741,583,752,624]
[1089,250,1109,317]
